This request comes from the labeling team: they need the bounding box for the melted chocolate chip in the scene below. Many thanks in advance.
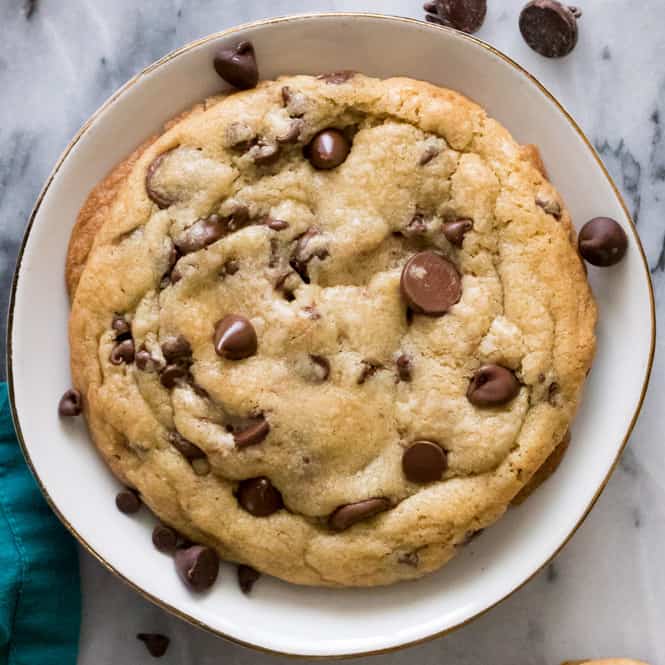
[578,217,628,266]
[237,564,261,594]
[176,215,226,254]
[159,363,190,389]
[213,40,258,89]
[145,151,176,209]
[310,355,330,382]
[137,633,170,658]
[116,490,141,514]
[175,545,220,591]
[305,129,350,170]
[110,339,135,365]
[442,219,473,247]
[224,259,240,275]
[424,0,487,33]
[467,364,520,407]
[213,315,258,360]
[396,354,413,382]
[233,416,270,448]
[357,360,382,385]
[58,389,82,416]
[135,347,158,372]
[329,498,391,531]
[290,228,328,283]
[152,524,179,553]
[169,431,206,460]
[161,335,192,363]
[263,217,289,231]
[250,140,280,165]
[519,0,581,58]
[111,314,131,339]
[237,477,283,516]
[402,441,448,483]
[400,251,462,316]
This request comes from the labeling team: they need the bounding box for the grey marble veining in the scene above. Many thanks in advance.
[1,1,664,664]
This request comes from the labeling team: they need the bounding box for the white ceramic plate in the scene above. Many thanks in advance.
[7,13,655,658]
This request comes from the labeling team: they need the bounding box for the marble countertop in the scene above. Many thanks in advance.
[1,1,663,663]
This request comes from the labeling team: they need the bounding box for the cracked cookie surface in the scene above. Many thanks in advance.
[67,73,596,586]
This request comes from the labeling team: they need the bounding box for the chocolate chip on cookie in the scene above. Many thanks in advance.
[402,441,448,483]
[159,363,190,389]
[213,315,257,360]
[402,213,428,238]
[135,347,160,372]
[175,545,220,591]
[237,477,283,516]
[137,633,170,658]
[176,215,226,254]
[578,217,627,266]
[58,388,82,416]
[110,339,135,365]
[357,360,382,385]
[111,314,131,339]
[467,364,520,407]
[234,416,270,448]
[237,564,261,594]
[519,1,582,58]
[250,139,281,166]
[424,0,487,34]
[419,145,440,166]
[152,524,179,553]
[161,335,192,363]
[145,151,176,209]
[290,228,329,283]
[400,251,462,315]
[116,489,141,514]
[169,431,206,460]
[442,219,473,247]
[329,498,391,531]
[396,354,413,382]
[305,129,350,169]
[213,40,258,89]
[317,70,356,84]
[263,216,290,231]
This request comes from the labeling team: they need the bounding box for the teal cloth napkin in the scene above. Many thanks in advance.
[0,383,80,665]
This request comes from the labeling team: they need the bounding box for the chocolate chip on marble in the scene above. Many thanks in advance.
[237,477,283,517]
[305,129,351,170]
[213,315,258,360]
[175,545,220,591]
[424,0,487,33]
[329,498,392,531]
[263,216,289,231]
[152,524,179,553]
[58,388,82,417]
[213,40,258,89]
[111,314,131,339]
[396,354,413,382]
[419,145,440,166]
[357,360,382,385]
[160,363,190,389]
[467,364,520,407]
[402,441,448,483]
[237,565,261,594]
[548,381,561,405]
[290,228,329,283]
[317,70,356,84]
[110,339,135,365]
[161,335,191,363]
[277,119,304,144]
[578,217,628,266]
[535,193,562,219]
[442,219,473,247]
[400,251,462,316]
[169,431,205,460]
[145,151,176,209]
[234,416,270,448]
[519,0,581,58]
[116,489,141,514]
[137,633,170,658]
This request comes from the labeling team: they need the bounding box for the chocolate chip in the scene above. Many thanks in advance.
[213,315,257,360]
[275,271,297,300]
[161,245,181,288]
[116,490,141,514]
[263,216,289,231]
[442,219,473,247]
[234,416,270,448]
[112,314,131,339]
[305,129,350,170]
[237,564,261,594]
[402,441,448,483]
[176,214,226,254]
[329,498,391,531]
[535,194,562,218]
[419,145,440,166]
[175,545,220,591]
[424,0,487,33]
[135,347,160,372]
[250,139,280,165]
[317,70,356,84]
[310,355,330,382]
[578,217,628,266]
[357,360,382,385]
[160,363,190,389]
[519,0,581,58]
[145,151,176,209]
[152,524,179,553]
[467,364,520,407]
[290,228,328,283]
[58,389,82,416]
[237,477,283,516]
[137,633,170,658]
[169,431,205,460]
[161,335,191,363]
[213,40,258,89]
[224,259,240,275]
[396,354,413,382]
[400,251,462,316]
[110,339,135,365]
[277,119,304,144]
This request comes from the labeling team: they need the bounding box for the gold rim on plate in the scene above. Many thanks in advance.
[5,12,656,659]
